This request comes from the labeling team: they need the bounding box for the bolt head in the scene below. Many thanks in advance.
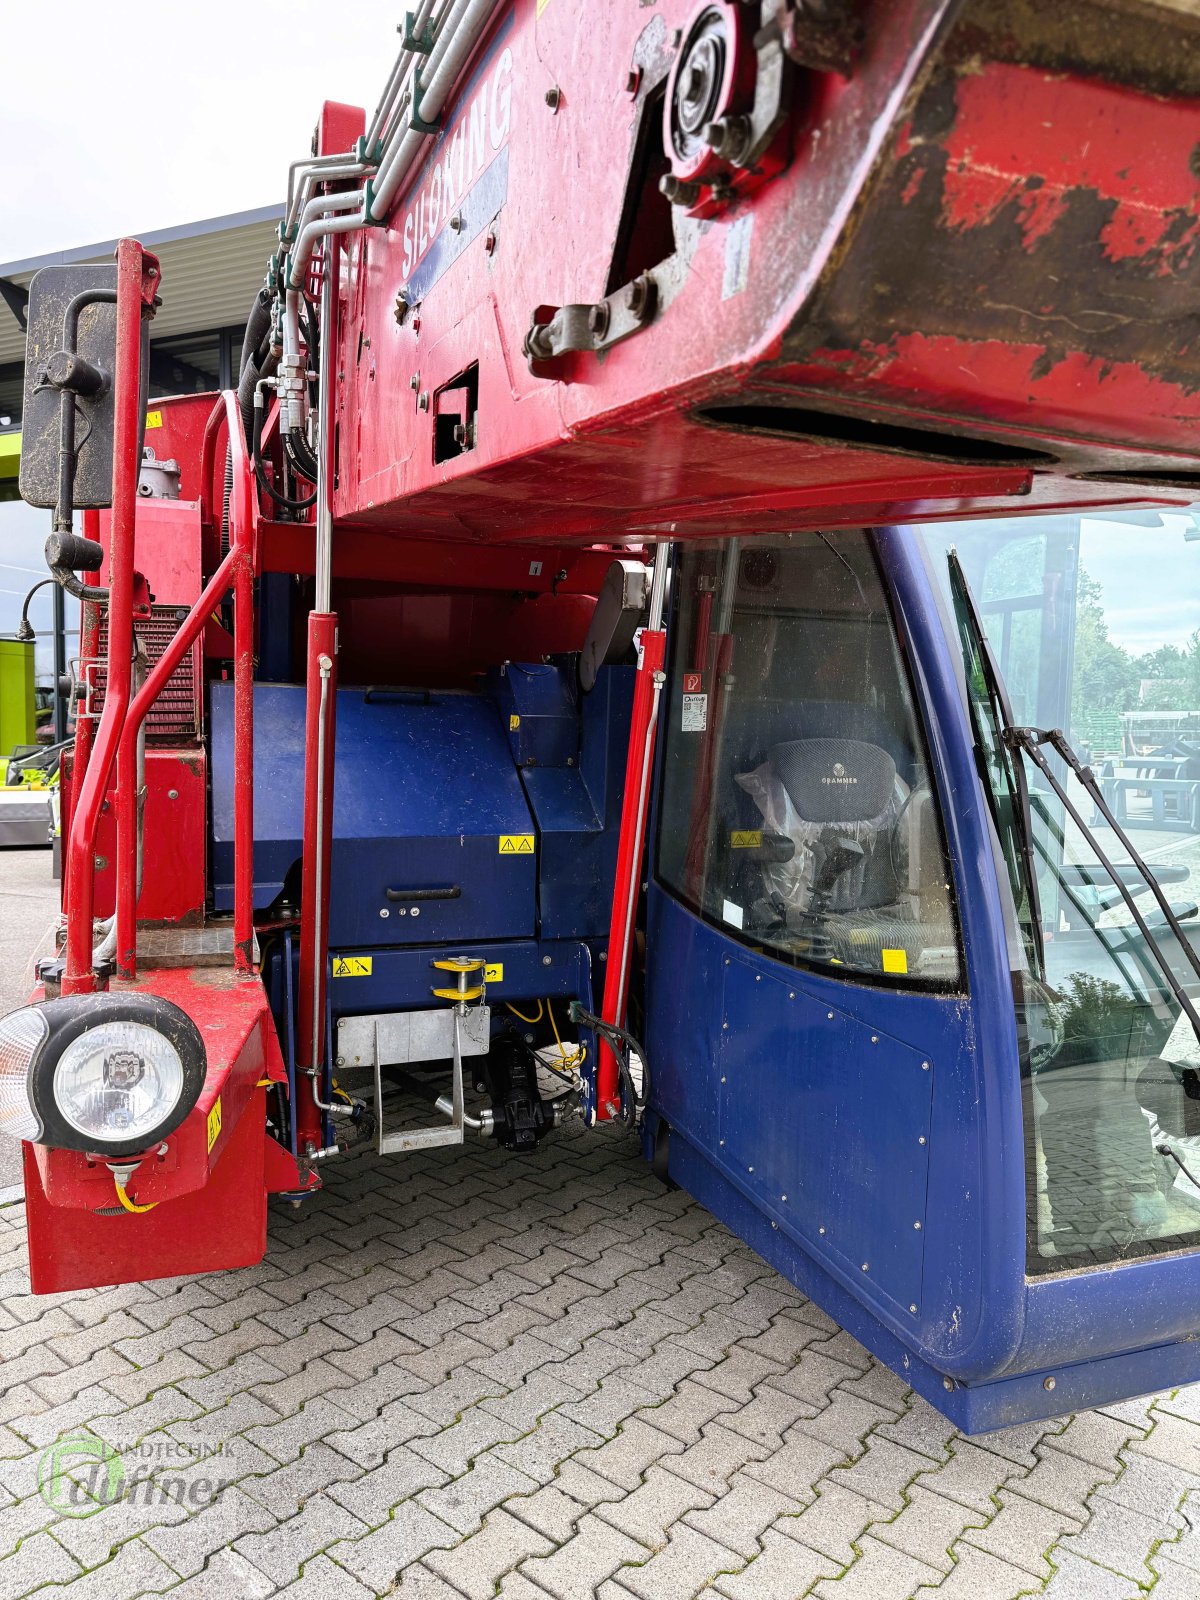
[484,230,497,254]
[943,1376,955,1391]
[542,955,552,966]
[1044,1376,1056,1391]
[544,86,561,109]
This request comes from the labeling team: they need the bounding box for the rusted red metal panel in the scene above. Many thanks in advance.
[324,0,1197,548]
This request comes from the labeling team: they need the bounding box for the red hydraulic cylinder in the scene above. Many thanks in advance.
[294,614,338,1155]
[63,242,160,995]
[596,622,666,1121]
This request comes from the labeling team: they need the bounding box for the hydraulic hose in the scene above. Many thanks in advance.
[252,387,316,512]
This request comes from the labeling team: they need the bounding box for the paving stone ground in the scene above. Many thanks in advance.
[3,849,1199,1599]
[0,1121,1199,1600]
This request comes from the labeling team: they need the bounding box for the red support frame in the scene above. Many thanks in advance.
[596,626,666,1119]
[62,243,160,995]
[113,392,257,979]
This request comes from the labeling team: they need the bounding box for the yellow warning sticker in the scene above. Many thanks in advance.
[499,835,535,855]
[333,955,373,977]
[509,714,520,731]
[206,1097,222,1152]
[730,830,763,849]
[882,948,909,975]
[145,410,163,430]
[485,962,504,984]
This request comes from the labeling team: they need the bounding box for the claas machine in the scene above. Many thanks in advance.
[3,0,1200,1432]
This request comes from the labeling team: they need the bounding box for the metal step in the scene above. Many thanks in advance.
[336,1004,491,1155]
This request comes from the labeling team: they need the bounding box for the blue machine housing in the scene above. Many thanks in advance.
[644,528,1200,1433]
[211,663,634,952]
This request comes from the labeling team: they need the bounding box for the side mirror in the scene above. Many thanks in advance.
[19,264,119,512]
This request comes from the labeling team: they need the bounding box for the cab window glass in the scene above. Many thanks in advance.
[921,514,1200,1273]
[657,532,962,987]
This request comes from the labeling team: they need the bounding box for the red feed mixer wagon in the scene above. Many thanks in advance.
[3,0,1200,1430]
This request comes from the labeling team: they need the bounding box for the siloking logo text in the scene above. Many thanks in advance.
[400,45,513,284]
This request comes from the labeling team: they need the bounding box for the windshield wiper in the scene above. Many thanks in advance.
[947,550,1047,974]
[1002,723,1200,1041]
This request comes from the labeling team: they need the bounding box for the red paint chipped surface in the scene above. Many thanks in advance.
[797,331,1200,451]
[940,62,1200,269]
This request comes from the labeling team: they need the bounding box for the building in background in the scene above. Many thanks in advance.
[0,206,278,715]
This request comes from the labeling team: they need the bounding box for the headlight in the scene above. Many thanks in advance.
[0,995,205,1157]
[0,1008,48,1140]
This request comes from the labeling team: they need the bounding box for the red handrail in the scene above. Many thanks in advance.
[113,391,257,978]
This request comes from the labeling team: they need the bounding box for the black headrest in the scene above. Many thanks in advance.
[769,738,897,824]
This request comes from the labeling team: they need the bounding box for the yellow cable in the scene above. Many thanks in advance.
[506,1000,544,1025]
[113,1177,157,1214]
[546,1000,583,1068]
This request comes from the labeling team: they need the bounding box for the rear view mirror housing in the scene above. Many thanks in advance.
[19,264,119,511]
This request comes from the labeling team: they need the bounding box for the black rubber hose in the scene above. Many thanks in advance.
[252,400,316,512]
[239,288,273,381]
[285,430,319,484]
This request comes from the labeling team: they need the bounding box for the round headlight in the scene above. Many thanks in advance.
[53,1021,185,1146]
[0,994,206,1157]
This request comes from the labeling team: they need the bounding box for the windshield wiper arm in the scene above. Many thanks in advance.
[1003,724,1200,1040]
[947,549,1046,973]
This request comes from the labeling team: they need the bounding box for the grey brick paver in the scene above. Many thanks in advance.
[0,1122,1196,1600]
[520,1513,652,1600]
[327,1499,462,1589]
[711,1528,839,1600]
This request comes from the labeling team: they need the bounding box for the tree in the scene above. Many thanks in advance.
[1070,569,1139,724]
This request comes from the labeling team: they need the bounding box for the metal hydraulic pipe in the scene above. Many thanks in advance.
[295,232,340,1153]
[362,0,440,153]
[285,160,371,236]
[62,242,157,996]
[287,191,363,291]
[285,151,363,229]
[369,0,500,221]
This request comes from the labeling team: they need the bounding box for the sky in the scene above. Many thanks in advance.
[0,1,388,262]
[0,1,395,673]
[1080,519,1200,656]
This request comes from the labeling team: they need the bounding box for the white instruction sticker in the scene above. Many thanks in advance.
[682,693,708,732]
[722,898,744,930]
